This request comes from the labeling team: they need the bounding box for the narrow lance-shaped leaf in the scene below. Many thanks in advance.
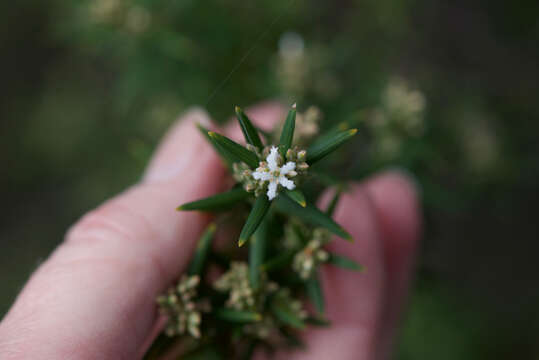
[278,104,296,156]
[178,187,250,212]
[309,169,342,187]
[280,328,306,348]
[306,128,358,165]
[260,249,295,272]
[305,271,325,315]
[196,123,235,168]
[325,187,342,217]
[235,106,264,149]
[208,131,259,168]
[271,303,306,329]
[215,308,262,323]
[249,216,268,290]
[255,126,273,143]
[238,196,271,247]
[283,189,306,208]
[240,341,258,360]
[181,346,223,360]
[187,223,217,276]
[305,316,331,327]
[328,253,364,272]
[274,195,353,241]
[143,333,176,360]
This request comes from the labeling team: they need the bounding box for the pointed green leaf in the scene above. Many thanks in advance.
[278,104,296,156]
[187,223,217,276]
[249,217,268,290]
[255,127,273,142]
[235,106,264,149]
[310,169,342,186]
[215,308,262,323]
[280,328,306,348]
[305,272,325,315]
[238,196,271,246]
[306,128,358,165]
[260,249,295,272]
[274,195,353,241]
[283,189,306,207]
[328,254,364,271]
[142,333,176,360]
[208,131,259,168]
[271,303,306,329]
[196,123,235,168]
[182,346,222,360]
[240,341,257,360]
[305,316,331,327]
[178,188,250,212]
[325,188,342,216]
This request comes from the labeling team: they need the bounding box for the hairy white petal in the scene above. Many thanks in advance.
[280,161,296,175]
[266,146,279,171]
[279,176,295,190]
[267,182,278,200]
[252,170,271,181]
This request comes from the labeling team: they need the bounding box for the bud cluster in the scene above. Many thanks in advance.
[243,316,277,340]
[214,262,256,310]
[157,275,203,338]
[273,288,308,320]
[292,228,331,279]
[293,106,322,144]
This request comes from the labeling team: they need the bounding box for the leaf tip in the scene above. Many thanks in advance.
[254,313,263,321]
[176,205,185,211]
[208,222,217,232]
[235,105,242,113]
[337,122,349,131]
[238,238,247,247]
[348,128,358,136]
[291,102,297,109]
[300,200,307,207]
[207,131,217,138]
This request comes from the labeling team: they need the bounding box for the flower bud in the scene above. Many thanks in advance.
[286,148,296,161]
[297,162,309,171]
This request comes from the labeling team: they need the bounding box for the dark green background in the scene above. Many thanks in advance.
[2,0,538,358]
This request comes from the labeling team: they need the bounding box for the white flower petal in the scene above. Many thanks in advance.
[280,161,296,175]
[279,176,295,190]
[266,146,279,171]
[267,182,278,200]
[252,170,271,181]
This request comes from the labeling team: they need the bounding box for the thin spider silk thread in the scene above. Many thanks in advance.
[204,0,298,107]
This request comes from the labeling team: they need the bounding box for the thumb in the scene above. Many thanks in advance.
[0,108,224,359]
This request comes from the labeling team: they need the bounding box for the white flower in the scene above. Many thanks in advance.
[252,146,296,200]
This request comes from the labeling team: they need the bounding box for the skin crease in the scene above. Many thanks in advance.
[0,102,420,360]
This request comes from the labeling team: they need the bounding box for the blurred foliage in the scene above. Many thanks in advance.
[1,0,539,358]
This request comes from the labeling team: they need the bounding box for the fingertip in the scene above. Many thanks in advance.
[244,101,286,130]
[364,169,422,246]
[144,107,217,183]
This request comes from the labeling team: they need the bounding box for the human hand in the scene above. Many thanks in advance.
[0,103,421,359]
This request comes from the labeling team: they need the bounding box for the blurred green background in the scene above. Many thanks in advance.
[2,0,539,358]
